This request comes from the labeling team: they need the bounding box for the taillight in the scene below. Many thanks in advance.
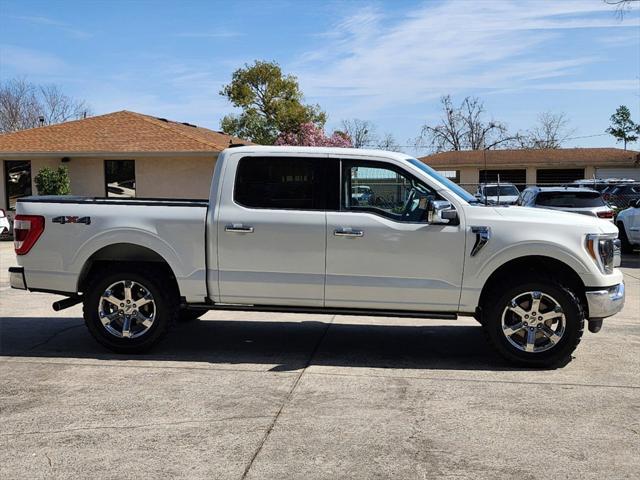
[597,210,614,219]
[14,215,45,255]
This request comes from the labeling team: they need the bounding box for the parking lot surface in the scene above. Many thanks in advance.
[1,241,638,479]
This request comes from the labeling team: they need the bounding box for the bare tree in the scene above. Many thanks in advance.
[341,118,376,148]
[518,112,574,149]
[0,78,91,133]
[604,0,639,19]
[376,132,402,152]
[417,95,513,152]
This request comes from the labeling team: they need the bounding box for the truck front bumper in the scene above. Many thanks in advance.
[585,283,625,319]
[9,267,26,290]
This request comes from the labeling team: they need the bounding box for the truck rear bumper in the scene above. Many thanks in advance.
[585,283,625,320]
[9,267,26,290]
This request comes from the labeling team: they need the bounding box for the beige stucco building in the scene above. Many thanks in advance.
[420,148,640,192]
[0,110,250,212]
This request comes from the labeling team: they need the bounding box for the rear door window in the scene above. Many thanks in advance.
[234,156,339,210]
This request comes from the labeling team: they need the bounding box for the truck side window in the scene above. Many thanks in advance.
[342,161,437,222]
[235,156,336,210]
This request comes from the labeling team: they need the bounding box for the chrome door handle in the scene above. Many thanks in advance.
[225,224,254,233]
[334,228,364,237]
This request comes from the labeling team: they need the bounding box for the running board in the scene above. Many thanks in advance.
[184,303,457,320]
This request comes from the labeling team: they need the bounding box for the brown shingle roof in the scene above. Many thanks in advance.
[421,148,640,168]
[0,110,251,154]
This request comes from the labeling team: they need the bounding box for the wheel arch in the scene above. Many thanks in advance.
[77,243,180,300]
[478,255,587,318]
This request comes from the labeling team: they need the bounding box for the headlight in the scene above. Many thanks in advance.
[585,234,617,274]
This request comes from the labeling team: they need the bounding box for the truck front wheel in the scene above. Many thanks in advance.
[483,280,584,367]
[83,267,178,353]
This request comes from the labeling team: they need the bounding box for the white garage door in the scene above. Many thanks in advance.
[596,168,640,181]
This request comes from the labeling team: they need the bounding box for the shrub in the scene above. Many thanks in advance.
[34,166,70,196]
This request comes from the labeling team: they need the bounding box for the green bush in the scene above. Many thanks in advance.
[34,166,71,196]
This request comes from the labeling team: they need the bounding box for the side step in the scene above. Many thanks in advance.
[184,302,457,320]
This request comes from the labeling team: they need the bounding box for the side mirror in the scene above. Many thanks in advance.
[428,200,458,225]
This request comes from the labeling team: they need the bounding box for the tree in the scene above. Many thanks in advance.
[34,166,71,196]
[0,78,90,133]
[604,0,639,19]
[606,105,639,149]
[341,119,376,148]
[518,112,574,149]
[376,133,402,152]
[417,95,513,152]
[275,122,352,147]
[219,60,326,144]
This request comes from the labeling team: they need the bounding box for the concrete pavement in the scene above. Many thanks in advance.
[1,242,638,479]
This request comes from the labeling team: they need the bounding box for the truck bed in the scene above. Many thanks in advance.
[14,196,209,302]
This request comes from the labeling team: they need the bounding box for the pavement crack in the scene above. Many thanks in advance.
[27,324,84,351]
[240,315,336,480]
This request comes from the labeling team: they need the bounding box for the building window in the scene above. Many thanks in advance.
[4,160,32,210]
[536,168,584,186]
[479,169,526,190]
[436,170,460,183]
[105,160,135,198]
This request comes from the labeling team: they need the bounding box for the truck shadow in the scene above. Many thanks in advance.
[0,316,567,371]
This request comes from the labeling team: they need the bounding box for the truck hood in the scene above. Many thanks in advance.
[491,206,618,235]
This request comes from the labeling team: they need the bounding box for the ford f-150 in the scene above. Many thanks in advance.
[9,147,625,366]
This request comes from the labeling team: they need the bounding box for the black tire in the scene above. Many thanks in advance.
[617,222,634,254]
[482,279,584,367]
[177,309,206,322]
[83,266,178,353]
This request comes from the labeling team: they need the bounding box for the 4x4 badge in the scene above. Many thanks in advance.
[52,216,91,225]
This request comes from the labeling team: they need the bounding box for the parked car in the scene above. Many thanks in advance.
[0,209,10,235]
[572,178,636,192]
[9,146,624,367]
[475,183,520,205]
[351,185,374,205]
[602,184,640,209]
[517,186,614,221]
[616,199,640,253]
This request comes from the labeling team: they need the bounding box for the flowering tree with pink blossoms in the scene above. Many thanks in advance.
[275,122,353,147]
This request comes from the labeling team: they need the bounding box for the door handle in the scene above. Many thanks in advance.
[334,228,364,237]
[225,224,254,233]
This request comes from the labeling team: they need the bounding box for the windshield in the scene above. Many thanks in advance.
[484,185,519,197]
[536,191,605,208]
[407,158,477,204]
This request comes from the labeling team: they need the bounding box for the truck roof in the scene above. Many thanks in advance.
[222,145,412,161]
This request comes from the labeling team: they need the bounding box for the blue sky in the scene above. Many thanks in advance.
[1,0,639,154]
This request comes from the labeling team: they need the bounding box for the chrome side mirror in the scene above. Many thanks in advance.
[428,200,458,225]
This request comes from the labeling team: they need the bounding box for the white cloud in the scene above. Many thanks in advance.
[10,15,92,38]
[293,0,640,116]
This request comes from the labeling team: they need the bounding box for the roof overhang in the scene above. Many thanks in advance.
[0,151,220,159]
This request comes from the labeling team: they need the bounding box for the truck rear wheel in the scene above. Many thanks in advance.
[83,267,178,353]
[482,279,584,367]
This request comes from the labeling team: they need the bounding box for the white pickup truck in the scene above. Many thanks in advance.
[9,147,625,366]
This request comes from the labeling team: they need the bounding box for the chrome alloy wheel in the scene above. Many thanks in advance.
[98,280,156,339]
[500,291,566,353]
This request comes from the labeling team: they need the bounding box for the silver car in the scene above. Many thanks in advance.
[517,186,614,221]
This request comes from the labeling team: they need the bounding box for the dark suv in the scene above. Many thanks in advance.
[602,184,640,209]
